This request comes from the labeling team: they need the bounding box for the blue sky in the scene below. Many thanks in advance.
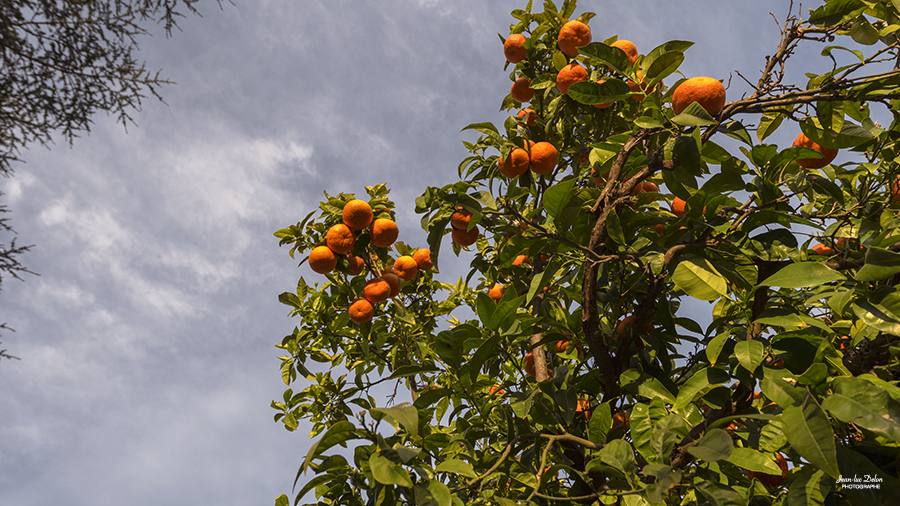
[0,1,863,504]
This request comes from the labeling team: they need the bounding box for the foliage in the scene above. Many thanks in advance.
[0,0,219,347]
[274,1,900,505]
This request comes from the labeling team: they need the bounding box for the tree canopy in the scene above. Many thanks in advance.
[274,1,900,505]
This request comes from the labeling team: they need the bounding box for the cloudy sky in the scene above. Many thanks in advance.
[0,1,855,504]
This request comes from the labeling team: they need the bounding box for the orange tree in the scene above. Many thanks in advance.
[272,1,900,505]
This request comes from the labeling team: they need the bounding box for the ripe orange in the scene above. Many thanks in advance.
[617,315,653,336]
[558,20,591,56]
[488,283,505,302]
[612,411,629,429]
[557,63,587,95]
[489,384,506,396]
[594,78,613,109]
[672,77,726,116]
[591,166,608,186]
[381,272,402,298]
[363,278,391,304]
[452,225,479,247]
[413,249,433,271]
[672,197,686,217]
[370,218,399,248]
[347,255,365,275]
[516,108,537,126]
[309,246,338,274]
[524,352,536,377]
[610,39,639,66]
[654,223,665,235]
[348,298,374,324]
[576,397,591,420]
[892,177,900,202]
[556,340,583,357]
[529,142,558,175]
[793,133,838,168]
[342,200,374,231]
[747,453,788,487]
[627,72,657,101]
[393,255,419,281]
[633,181,659,195]
[325,223,355,255]
[512,254,531,266]
[510,77,534,103]
[811,243,833,255]
[499,147,530,178]
[504,33,527,63]
[450,209,472,230]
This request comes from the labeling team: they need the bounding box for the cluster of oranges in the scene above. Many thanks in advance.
[499,140,559,179]
[450,209,479,247]
[307,199,434,325]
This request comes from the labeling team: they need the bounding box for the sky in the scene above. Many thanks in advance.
[0,1,867,505]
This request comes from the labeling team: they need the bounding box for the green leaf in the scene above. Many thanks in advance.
[696,480,747,506]
[299,420,358,476]
[788,467,831,506]
[435,459,478,479]
[671,101,717,126]
[371,404,419,439]
[544,178,577,219]
[588,401,612,443]
[568,79,632,106]
[275,494,289,506]
[644,51,684,86]
[460,122,500,138]
[850,16,880,45]
[414,481,452,506]
[757,112,785,142]
[782,393,839,479]
[734,340,765,373]
[686,428,733,462]
[631,403,656,463]
[672,256,728,301]
[823,376,900,443]
[856,247,900,281]
[469,334,501,380]
[673,367,730,412]
[761,367,805,408]
[759,262,844,288]
[724,448,783,474]
[606,208,625,245]
[370,451,414,488]
[579,42,632,75]
[706,333,730,366]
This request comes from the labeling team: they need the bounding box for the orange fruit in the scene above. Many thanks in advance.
[309,246,338,274]
[558,20,591,56]
[342,200,374,231]
[347,255,365,275]
[576,397,591,420]
[591,166,608,186]
[510,77,534,103]
[512,254,531,266]
[627,72,657,101]
[413,249,433,271]
[672,77,726,116]
[450,210,472,230]
[529,142,558,175]
[611,39,639,66]
[594,78,613,109]
[654,223,665,235]
[489,384,506,396]
[747,453,788,487]
[672,197,686,217]
[811,243,833,255]
[524,352,535,377]
[348,298,374,324]
[452,225,479,247]
[892,177,900,202]
[556,340,583,357]
[504,33,527,63]
[617,315,653,336]
[516,108,537,126]
[612,411,629,429]
[793,133,838,168]
[381,272,402,298]
[363,278,391,304]
[325,223,355,255]
[557,63,587,95]
[633,181,659,194]
[499,147,530,178]
[393,255,419,281]
[370,218,399,248]
[488,283,505,302]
